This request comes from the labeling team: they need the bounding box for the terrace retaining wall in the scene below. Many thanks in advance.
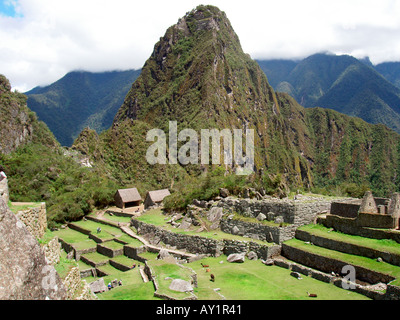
[295,229,400,266]
[319,214,400,243]
[281,243,395,284]
[131,219,280,260]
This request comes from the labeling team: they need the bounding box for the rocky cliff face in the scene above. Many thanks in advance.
[0,75,34,154]
[0,75,58,154]
[0,198,67,300]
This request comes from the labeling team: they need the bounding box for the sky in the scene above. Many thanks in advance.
[1,0,400,92]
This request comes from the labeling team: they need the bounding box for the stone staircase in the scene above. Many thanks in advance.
[280,223,400,299]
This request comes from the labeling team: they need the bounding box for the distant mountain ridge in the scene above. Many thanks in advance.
[71,5,400,198]
[25,69,141,146]
[257,54,400,133]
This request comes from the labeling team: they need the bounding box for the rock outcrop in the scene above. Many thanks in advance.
[0,198,67,300]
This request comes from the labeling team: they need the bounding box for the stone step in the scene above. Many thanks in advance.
[295,226,400,267]
[282,239,398,285]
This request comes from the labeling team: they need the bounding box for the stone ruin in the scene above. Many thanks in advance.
[0,198,67,300]
[0,176,9,204]
[330,191,400,230]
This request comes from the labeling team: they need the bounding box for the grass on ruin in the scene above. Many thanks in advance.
[285,238,400,282]
[9,201,42,213]
[52,227,97,251]
[55,250,79,279]
[298,224,400,255]
[81,252,109,265]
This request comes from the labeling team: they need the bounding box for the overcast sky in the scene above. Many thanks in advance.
[1,0,400,92]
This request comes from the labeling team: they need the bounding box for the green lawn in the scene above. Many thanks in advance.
[53,227,97,251]
[82,252,110,265]
[95,264,158,300]
[187,257,370,300]
[148,259,195,300]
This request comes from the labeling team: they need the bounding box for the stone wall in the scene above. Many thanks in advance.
[97,243,124,258]
[357,212,397,229]
[0,178,9,203]
[131,219,280,260]
[215,196,332,227]
[62,266,95,300]
[318,214,400,243]
[15,203,47,239]
[220,218,297,244]
[42,236,62,266]
[0,198,67,300]
[330,200,361,218]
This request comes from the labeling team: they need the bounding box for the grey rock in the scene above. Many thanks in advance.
[262,259,274,266]
[207,207,223,223]
[247,251,258,260]
[89,278,107,293]
[290,272,302,280]
[169,279,194,293]
[256,213,267,221]
[219,188,230,198]
[157,249,171,260]
[267,212,275,221]
[274,216,284,224]
[227,253,246,263]
[0,198,67,300]
[232,226,240,235]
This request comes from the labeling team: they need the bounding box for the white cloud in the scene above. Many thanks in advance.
[1,0,400,92]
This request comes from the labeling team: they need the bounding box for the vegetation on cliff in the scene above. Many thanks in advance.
[0,74,119,227]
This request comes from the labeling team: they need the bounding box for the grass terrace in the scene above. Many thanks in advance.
[53,227,97,251]
[135,208,274,245]
[298,224,400,255]
[285,238,400,286]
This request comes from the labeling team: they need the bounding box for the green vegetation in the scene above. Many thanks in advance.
[26,70,141,146]
[258,53,400,134]
[1,142,119,228]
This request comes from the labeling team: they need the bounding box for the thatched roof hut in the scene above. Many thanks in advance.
[144,189,171,209]
[114,188,142,209]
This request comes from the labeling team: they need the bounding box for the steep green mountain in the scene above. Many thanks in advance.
[375,62,400,89]
[0,74,119,227]
[74,5,400,200]
[257,54,400,134]
[25,69,141,146]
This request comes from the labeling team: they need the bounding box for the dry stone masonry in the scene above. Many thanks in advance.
[15,202,47,239]
[0,198,67,300]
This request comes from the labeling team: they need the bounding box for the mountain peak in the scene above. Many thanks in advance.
[113,4,268,128]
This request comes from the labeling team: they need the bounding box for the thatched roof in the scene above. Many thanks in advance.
[146,189,171,203]
[115,188,142,203]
